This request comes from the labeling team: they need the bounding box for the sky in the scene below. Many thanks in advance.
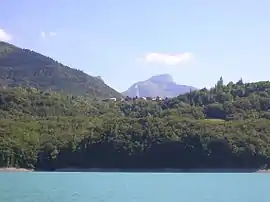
[1,0,270,92]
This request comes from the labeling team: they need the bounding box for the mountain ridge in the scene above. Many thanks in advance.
[0,41,121,98]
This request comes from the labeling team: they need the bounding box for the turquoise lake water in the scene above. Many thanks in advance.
[0,172,269,202]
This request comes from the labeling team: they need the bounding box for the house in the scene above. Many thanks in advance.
[102,97,117,102]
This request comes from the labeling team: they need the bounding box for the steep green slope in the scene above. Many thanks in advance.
[0,42,121,98]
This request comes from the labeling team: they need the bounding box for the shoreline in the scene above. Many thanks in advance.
[1,167,270,173]
[0,167,33,172]
[54,168,270,173]
[256,169,270,173]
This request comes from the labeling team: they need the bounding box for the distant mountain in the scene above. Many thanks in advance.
[0,41,121,98]
[123,74,197,98]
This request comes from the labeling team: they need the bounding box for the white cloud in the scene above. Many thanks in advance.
[40,31,56,38]
[0,28,12,42]
[144,52,193,65]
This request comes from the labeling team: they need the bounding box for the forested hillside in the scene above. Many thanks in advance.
[0,42,121,98]
[1,77,270,171]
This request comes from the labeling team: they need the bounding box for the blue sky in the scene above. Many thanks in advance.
[1,0,270,92]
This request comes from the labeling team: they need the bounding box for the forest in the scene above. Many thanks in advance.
[1,77,270,171]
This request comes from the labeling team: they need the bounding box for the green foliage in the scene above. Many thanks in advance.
[1,75,270,170]
[0,42,121,99]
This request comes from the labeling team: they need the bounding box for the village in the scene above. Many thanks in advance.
[102,96,168,102]
[103,84,168,102]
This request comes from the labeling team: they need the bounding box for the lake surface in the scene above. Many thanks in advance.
[0,172,269,202]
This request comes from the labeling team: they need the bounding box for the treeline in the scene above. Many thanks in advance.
[1,78,270,171]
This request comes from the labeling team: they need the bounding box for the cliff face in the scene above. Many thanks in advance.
[123,74,196,97]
